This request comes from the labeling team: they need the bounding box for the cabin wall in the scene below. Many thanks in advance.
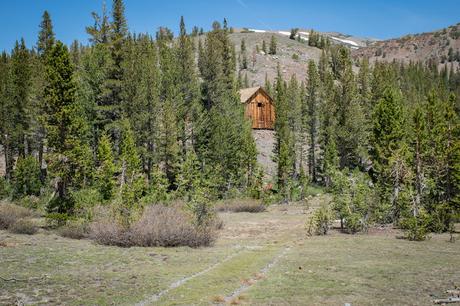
[244,91,275,129]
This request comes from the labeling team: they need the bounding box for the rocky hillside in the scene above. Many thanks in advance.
[352,23,460,69]
[223,24,460,87]
[226,29,376,86]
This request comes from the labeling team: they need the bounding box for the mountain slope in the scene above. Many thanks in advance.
[223,23,460,88]
[352,23,460,68]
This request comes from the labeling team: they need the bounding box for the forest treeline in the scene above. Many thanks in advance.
[0,0,459,240]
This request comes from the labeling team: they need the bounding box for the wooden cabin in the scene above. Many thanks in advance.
[239,86,275,129]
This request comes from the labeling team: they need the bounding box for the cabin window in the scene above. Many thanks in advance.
[257,102,263,107]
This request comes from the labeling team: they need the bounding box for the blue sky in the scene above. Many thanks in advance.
[0,0,459,51]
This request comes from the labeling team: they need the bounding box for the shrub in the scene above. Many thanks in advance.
[307,204,333,235]
[89,205,216,248]
[330,168,373,233]
[9,219,38,235]
[89,218,130,246]
[72,188,103,218]
[344,212,365,234]
[12,155,42,199]
[427,203,454,233]
[400,211,430,241]
[215,199,266,213]
[0,203,34,229]
[45,212,72,228]
[0,177,11,199]
[130,205,215,247]
[58,220,88,239]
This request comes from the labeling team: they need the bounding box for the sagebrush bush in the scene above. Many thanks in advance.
[215,199,266,213]
[9,219,38,235]
[89,218,130,246]
[0,203,34,229]
[130,205,215,247]
[89,205,216,248]
[58,221,88,239]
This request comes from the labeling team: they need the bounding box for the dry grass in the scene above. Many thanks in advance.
[215,199,266,213]
[0,203,35,230]
[58,221,88,240]
[89,205,216,248]
[8,219,37,235]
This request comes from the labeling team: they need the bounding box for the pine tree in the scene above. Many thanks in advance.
[273,67,295,201]
[44,41,92,213]
[120,34,160,183]
[262,40,267,54]
[286,75,302,176]
[305,60,320,182]
[176,149,202,201]
[371,88,411,220]
[410,106,426,216]
[156,26,182,189]
[289,28,299,40]
[269,35,277,55]
[96,132,116,201]
[240,38,248,69]
[10,39,31,157]
[34,11,56,183]
[197,22,256,195]
[37,11,55,56]
[176,17,202,158]
[423,91,460,229]
[98,0,128,138]
[333,46,368,169]
[0,52,15,180]
[119,121,144,224]
[86,2,110,45]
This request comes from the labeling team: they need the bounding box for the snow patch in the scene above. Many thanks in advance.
[249,29,266,33]
[278,31,290,36]
[299,31,310,36]
[330,36,359,47]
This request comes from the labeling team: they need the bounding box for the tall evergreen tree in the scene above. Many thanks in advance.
[240,38,248,69]
[371,88,410,220]
[176,17,202,157]
[273,68,295,201]
[0,52,15,180]
[44,41,92,213]
[96,132,116,201]
[98,0,128,138]
[269,35,277,55]
[35,11,56,182]
[10,39,31,157]
[197,21,256,195]
[37,11,55,56]
[305,60,320,182]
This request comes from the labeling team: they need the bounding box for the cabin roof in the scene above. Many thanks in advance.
[239,86,262,103]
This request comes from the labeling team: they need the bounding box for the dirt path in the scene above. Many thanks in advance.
[221,245,292,304]
[134,247,246,306]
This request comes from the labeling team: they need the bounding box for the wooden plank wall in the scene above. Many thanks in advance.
[245,91,275,129]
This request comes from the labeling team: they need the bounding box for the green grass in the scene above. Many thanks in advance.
[1,196,459,305]
[245,234,460,305]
